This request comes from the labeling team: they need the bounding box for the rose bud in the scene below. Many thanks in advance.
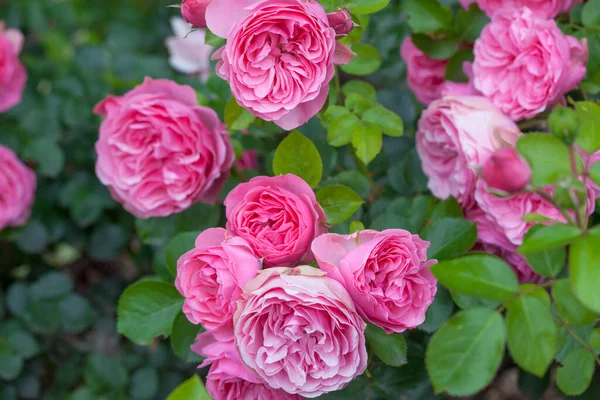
[327,9,353,36]
[482,147,532,194]
[181,0,211,28]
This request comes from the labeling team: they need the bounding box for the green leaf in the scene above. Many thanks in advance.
[556,348,595,396]
[516,134,572,186]
[26,138,65,178]
[589,328,600,351]
[30,271,72,302]
[316,185,364,225]
[553,279,598,324]
[89,224,128,262]
[167,375,211,400]
[426,308,506,396]
[59,293,94,334]
[0,346,23,381]
[518,224,582,254]
[582,0,600,28]
[361,105,404,137]
[204,28,225,47]
[421,217,477,260]
[328,113,361,147]
[411,34,458,60]
[349,220,365,233]
[342,80,377,103]
[322,105,350,128]
[273,130,323,188]
[450,291,500,310]
[524,246,565,277]
[129,367,159,400]
[404,0,452,33]
[224,98,255,131]
[341,44,382,76]
[454,5,489,43]
[345,93,374,116]
[506,296,558,377]
[117,281,184,346]
[23,301,61,334]
[6,283,29,317]
[431,253,519,302]
[365,324,407,367]
[519,284,551,309]
[570,234,600,313]
[352,125,382,165]
[575,101,600,153]
[444,49,474,82]
[590,161,600,187]
[350,0,390,15]
[171,311,204,363]
[165,231,199,278]
[420,286,454,333]
[84,354,128,394]
[428,198,463,223]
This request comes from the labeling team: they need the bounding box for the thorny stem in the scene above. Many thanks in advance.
[496,279,557,314]
[552,315,600,366]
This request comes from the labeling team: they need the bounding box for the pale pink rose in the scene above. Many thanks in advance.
[466,0,583,19]
[482,147,531,193]
[175,228,261,335]
[206,0,354,130]
[473,8,588,121]
[224,174,327,268]
[440,62,481,97]
[400,36,448,105]
[193,332,301,400]
[416,96,522,207]
[0,22,27,113]
[165,17,213,83]
[233,266,368,398]
[312,229,437,334]
[181,0,212,27]
[94,78,234,218]
[472,242,542,284]
[0,145,36,231]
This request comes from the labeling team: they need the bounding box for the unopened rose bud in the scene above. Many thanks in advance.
[548,105,579,145]
[482,148,532,193]
[181,0,211,28]
[327,9,353,36]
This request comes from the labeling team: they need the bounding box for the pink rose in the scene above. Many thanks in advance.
[165,17,213,83]
[473,242,542,284]
[193,332,301,400]
[0,22,27,113]
[466,0,583,19]
[312,229,437,334]
[94,78,234,218]
[327,9,354,36]
[235,150,259,171]
[0,145,36,231]
[175,228,261,335]
[416,96,522,207]
[224,174,327,268]
[400,36,448,105]
[482,147,532,193]
[473,8,588,121]
[206,0,354,130]
[181,0,212,28]
[233,266,368,398]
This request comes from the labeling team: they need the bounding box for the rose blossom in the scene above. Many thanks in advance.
[233,266,368,398]
[224,174,326,268]
[416,96,522,207]
[181,0,212,27]
[192,331,301,400]
[463,0,583,19]
[0,22,27,113]
[312,229,437,333]
[0,145,36,231]
[94,77,234,218]
[175,228,261,334]
[400,36,448,105]
[473,8,588,121]
[236,150,259,171]
[165,17,213,83]
[482,147,532,193]
[472,242,542,284]
[206,0,354,130]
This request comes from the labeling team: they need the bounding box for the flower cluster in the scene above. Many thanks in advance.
[174,174,438,399]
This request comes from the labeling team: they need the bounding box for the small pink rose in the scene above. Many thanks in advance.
[165,17,213,83]
[466,0,583,19]
[400,36,448,105]
[181,0,212,27]
[0,22,27,113]
[312,229,438,334]
[175,228,261,334]
[94,78,234,218]
[224,174,327,268]
[482,147,532,193]
[233,266,367,398]
[0,145,36,231]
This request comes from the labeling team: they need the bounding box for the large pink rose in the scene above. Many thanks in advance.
[400,36,448,105]
[416,96,522,207]
[175,228,261,335]
[473,8,588,121]
[472,242,542,284]
[465,0,583,19]
[312,229,437,334]
[0,145,36,231]
[193,332,301,400]
[224,174,326,268]
[94,78,234,218]
[206,0,354,130]
[233,266,368,398]
[0,22,27,113]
